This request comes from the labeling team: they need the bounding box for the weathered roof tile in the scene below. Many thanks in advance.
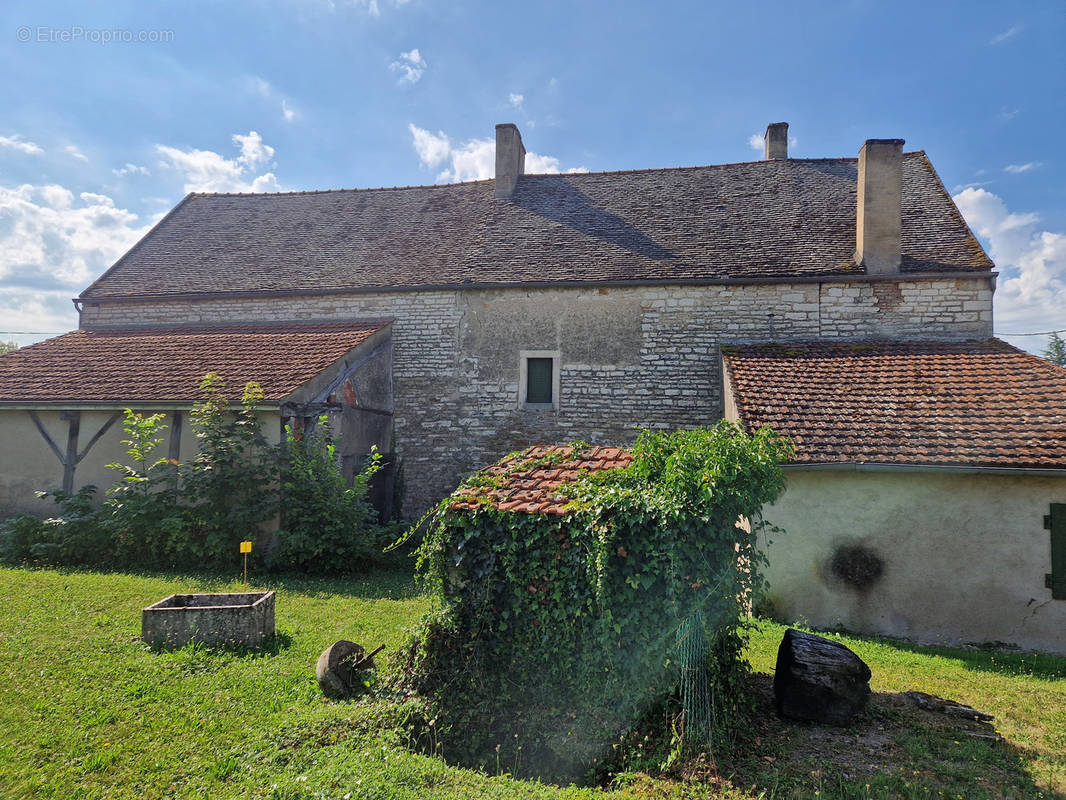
[722,339,1066,469]
[80,153,991,300]
[451,445,635,514]
[0,322,388,403]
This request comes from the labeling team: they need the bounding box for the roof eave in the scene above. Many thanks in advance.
[77,269,998,306]
[784,461,1066,477]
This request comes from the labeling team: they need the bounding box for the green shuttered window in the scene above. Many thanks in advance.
[526,358,554,404]
[1046,503,1066,600]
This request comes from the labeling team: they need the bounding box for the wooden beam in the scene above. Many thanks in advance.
[76,412,121,464]
[62,412,81,493]
[168,410,183,463]
[27,411,65,463]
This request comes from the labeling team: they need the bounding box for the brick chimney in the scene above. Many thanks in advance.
[494,123,526,199]
[855,138,905,274]
[764,122,788,160]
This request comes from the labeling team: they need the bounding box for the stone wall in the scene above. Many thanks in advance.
[80,275,994,515]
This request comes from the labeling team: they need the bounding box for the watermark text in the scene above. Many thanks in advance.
[16,26,175,45]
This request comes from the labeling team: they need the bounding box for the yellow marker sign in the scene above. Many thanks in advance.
[240,541,253,554]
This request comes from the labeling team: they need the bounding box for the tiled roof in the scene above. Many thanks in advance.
[722,339,1066,469]
[80,153,991,300]
[450,445,634,515]
[0,322,388,403]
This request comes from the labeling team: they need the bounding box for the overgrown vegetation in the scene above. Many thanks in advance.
[390,423,793,782]
[2,566,1063,800]
[274,417,394,573]
[0,374,388,573]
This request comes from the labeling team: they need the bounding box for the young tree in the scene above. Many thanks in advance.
[1043,331,1066,367]
[0,341,18,355]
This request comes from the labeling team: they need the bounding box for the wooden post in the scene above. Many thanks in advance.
[60,411,81,494]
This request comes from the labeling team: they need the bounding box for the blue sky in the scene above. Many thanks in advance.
[1,0,1063,353]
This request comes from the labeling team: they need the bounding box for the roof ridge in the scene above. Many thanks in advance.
[185,153,930,199]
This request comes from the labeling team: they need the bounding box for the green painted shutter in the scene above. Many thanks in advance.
[1045,503,1066,600]
[526,358,553,404]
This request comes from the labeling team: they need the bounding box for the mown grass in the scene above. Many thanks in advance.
[0,565,1063,799]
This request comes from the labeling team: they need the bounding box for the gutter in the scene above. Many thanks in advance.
[0,402,280,412]
[785,462,1066,478]
[75,270,997,306]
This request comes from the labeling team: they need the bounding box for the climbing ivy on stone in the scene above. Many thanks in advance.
[390,422,793,781]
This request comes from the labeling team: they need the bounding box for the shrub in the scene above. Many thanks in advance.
[274,417,385,573]
[180,374,279,565]
[105,409,190,566]
[390,423,792,781]
[0,486,113,566]
[0,376,398,573]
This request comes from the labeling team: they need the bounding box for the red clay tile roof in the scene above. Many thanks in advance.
[450,445,634,515]
[722,339,1066,469]
[0,322,388,403]
[80,152,990,301]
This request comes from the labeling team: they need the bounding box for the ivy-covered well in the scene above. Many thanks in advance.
[392,423,792,781]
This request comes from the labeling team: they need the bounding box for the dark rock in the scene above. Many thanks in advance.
[315,640,380,698]
[773,628,871,724]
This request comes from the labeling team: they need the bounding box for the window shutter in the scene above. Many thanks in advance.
[1045,503,1066,600]
[526,358,553,404]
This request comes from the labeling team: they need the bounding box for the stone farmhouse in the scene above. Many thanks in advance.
[1,121,1064,651]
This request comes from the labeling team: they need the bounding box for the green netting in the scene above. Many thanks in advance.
[677,610,712,747]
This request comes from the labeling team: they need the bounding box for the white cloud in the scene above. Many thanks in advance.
[64,145,88,163]
[408,124,587,182]
[509,93,524,109]
[233,131,275,169]
[953,186,1066,351]
[112,162,151,177]
[408,124,451,168]
[0,183,155,336]
[390,49,426,84]
[748,131,798,154]
[0,134,44,156]
[1004,162,1040,174]
[156,131,281,193]
[335,0,409,15]
[990,25,1023,45]
[249,77,300,123]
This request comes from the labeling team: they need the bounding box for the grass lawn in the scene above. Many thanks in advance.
[0,565,1063,799]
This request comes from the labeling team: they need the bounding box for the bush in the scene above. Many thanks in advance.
[0,486,113,566]
[390,423,792,781]
[0,374,394,573]
[105,409,189,566]
[180,374,279,564]
[274,417,386,573]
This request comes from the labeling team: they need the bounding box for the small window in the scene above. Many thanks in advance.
[526,358,553,404]
[518,350,560,410]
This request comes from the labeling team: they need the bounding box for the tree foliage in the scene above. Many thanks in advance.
[390,422,793,781]
[1043,331,1066,367]
[274,417,386,572]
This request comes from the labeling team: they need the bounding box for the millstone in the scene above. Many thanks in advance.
[316,640,372,698]
[773,628,871,725]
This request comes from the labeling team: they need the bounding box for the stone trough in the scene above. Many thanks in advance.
[142,591,275,648]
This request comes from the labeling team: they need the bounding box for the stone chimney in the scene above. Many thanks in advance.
[855,138,905,274]
[494,123,526,199]
[764,122,788,160]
